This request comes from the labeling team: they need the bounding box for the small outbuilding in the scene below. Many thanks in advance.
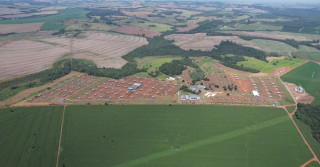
[252,90,260,97]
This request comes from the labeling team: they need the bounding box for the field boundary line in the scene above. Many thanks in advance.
[301,157,317,167]
[283,106,320,165]
[56,105,66,167]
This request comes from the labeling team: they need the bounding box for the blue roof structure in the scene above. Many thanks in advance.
[190,87,197,92]
[128,83,142,90]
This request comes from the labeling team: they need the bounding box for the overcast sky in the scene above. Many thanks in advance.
[218,0,319,4]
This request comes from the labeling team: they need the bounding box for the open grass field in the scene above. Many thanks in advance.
[286,106,296,113]
[0,106,63,167]
[134,22,172,32]
[136,56,182,73]
[252,39,296,55]
[58,105,312,167]
[281,62,320,105]
[237,56,268,71]
[261,58,306,73]
[236,57,305,73]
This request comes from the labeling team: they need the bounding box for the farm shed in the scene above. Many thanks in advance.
[252,90,260,97]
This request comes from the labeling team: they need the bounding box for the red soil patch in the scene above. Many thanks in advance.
[0,71,80,106]
[269,67,291,77]
[77,77,179,101]
[112,25,161,38]
[239,77,251,93]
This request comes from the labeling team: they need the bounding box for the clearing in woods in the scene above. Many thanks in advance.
[58,105,312,167]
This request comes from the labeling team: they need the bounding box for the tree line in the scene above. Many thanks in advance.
[295,103,320,143]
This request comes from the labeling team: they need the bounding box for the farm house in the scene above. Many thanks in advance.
[127,83,142,90]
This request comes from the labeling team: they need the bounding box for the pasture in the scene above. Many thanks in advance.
[134,22,172,32]
[58,105,312,167]
[136,56,182,73]
[0,106,63,167]
[252,39,296,55]
[281,62,320,105]
[236,56,268,71]
[261,58,306,73]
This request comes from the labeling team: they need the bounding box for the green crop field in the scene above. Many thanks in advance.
[0,106,63,167]
[134,22,173,32]
[294,117,320,162]
[252,39,296,55]
[0,9,88,31]
[261,58,306,73]
[286,106,296,113]
[58,105,312,167]
[281,62,320,105]
[292,52,320,62]
[237,56,268,71]
[201,63,224,74]
[136,56,182,75]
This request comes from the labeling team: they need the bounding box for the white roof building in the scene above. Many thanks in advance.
[252,90,260,97]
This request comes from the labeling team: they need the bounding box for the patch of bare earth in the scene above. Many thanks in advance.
[287,83,314,104]
[0,7,21,15]
[0,23,44,34]
[176,24,199,32]
[0,39,69,81]
[225,31,308,41]
[165,33,260,51]
[112,25,161,38]
[39,31,148,68]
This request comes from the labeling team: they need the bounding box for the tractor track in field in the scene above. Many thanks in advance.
[56,105,66,167]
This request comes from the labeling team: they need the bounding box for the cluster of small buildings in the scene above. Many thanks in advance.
[181,95,200,100]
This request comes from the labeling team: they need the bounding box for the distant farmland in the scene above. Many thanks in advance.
[0,32,148,81]
[58,105,312,167]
